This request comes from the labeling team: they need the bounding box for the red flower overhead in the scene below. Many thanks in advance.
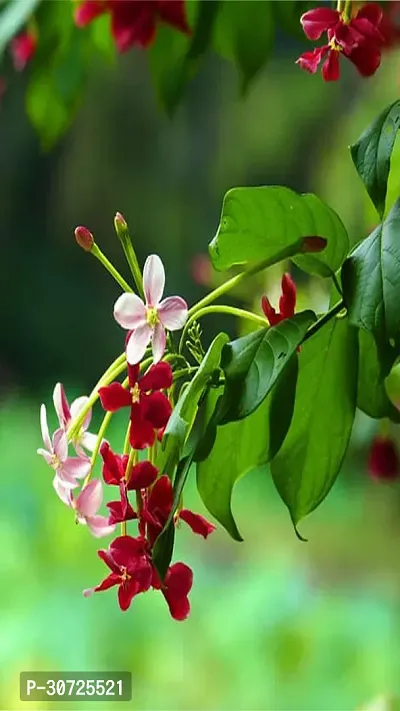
[297,3,385,81]
[11,31,37,71]
[368,435,400,481]
[99,362,172,449]
[261,273,296,327]
[74,0,190,52]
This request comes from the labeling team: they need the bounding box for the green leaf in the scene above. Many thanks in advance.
[342,198,400,349]
[214,0,274,92]
[0,0,41,56]
[196,361,298,540]
[271,316,358,530]
[149,0,220,115]
[209,186,349,277]
[271,1,316,39]
[350,100,400,218]
[357,330,400,422]
[159,332,229,475]
[219,310,316,422]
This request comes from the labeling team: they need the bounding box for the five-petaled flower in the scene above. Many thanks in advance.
[38,404,91,490]
[261,273,296,327]
[99,362,173,449]
[67,479,116,537]
[368,435,400,481]
[114,254,188,365]
[53,383,97,456]
[74,0,190,53]
[297,3,384,81]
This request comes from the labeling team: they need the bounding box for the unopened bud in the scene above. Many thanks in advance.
[302,236,327,253]
[114,211,129,240]
[74,225,94,252]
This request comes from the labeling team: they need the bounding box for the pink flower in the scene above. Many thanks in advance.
[11,31,37,71]
[37,404,91,488]
[114,255,188,364]
[70,479,116,537]
[53,383,97,456]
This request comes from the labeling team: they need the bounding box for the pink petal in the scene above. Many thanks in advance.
[143,255,165,306]
[86,515,116,538]
[52,429,68,462]
[53,475,73,506]
[126,324,152,365]
[62,456,91,480]
[70,396,91,430]
[157,296,188,330]
[76,478,103,517]
[53,383,71,429]
[114,293,147,330]
[80,431,98,452]
[151,322,166,363]
[40,404,52,451]
[56,468,81,489]
[37,448,54,466]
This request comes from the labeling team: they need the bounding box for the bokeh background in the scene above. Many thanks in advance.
[2,6,400,710]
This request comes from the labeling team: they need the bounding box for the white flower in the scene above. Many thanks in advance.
[53,383,97,456]
[37,404,91,488]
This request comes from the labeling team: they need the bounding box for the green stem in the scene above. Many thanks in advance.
[119,238,144,299]
[173,366,198,381]
[91,243,133,293]
[302,300,345,344]
[179,305,266,354]
[331,272,343,297]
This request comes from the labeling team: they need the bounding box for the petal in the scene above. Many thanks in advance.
[143,254,165,306]
[157,0,191,34]
[99,382,131,412]
[157,296,188,330]
[114,293,147,330]
[53,475,73,506]
[37,448,54,466]
[70,396,91,430]
[296,46,328,74]
[98,548,121,574]
[74,0,106,27]
[151,322,166,363]
[355,3,384,30]
[110,535,147,567]
[62,456,91,480]
[279,273,296,319]
[52,429,68,462]
[347,43,381,76]
[56,468,81,489]
[76,479,103,517]
[127,460,158,490]
[261,296,281,325]
[139,362,173,392]
[126,325,152,365]
[147,475,173,520]
[118,579,140,611]
[179,509,216,538]
[107,500,137,525]
[100,441,124,485]
[300,7,340,40]
[40,404,52,451]
[80,430,98,452]
[128,363,140,388]
[322,49,341,81]
[142,392,172,430]
[163,562,193,621]
[129,406,155,450]
[86,515,116,538]
[53,383,71,429]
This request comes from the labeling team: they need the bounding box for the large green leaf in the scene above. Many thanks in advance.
[357,330,400,422]
[0,0,41,56]
[209,187,349,277]
[350,100,400,218]
[158,332,229,475]
[213,0,274,92]
[342,199,400,349]
[196,361,298,540]
[218,310,315,422]
[271,316,358,530]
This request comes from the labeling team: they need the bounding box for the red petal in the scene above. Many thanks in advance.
[130,403,155,450]
[162,562,193,621]
[296,46,328,74]
[356,3,383,28]
[302,236,327,253]
[350,16,384,43]
[107,500,137,525]
[322,49,341,81]
[347,42,381,76]
[179,509,216,539]
[98,548,121,574]
[142,392,172,429]
[147,475,173,520]
[99,382,131,411]
[100,441,125,485]
[110,535,147,567]
[118,578,140,610]
[300,7,340,40]
[368,436,399,480]
[127,460,159,490]
[261,296,281,326]
[74,0,106,27]
[279,273,296,319]
[157,0,191,34]
[110,1,156,51]
[139,362,173,392]
[11,32,37,72]
[93,572,121,593]
[127,363,140,388]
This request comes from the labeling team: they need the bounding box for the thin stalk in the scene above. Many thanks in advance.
[91,243,133,293]
[179,305,266,354]
[302,300,345,344]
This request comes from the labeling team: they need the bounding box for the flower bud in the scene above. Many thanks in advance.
[301,236,327,253]
[114,212,129,241]
[368,435,399,481]
[74,225,94,252]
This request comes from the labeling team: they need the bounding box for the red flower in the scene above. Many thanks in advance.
[99,362,172,450]
[261,273,296,327]
[368,435,400,481]
[11,31,37,71]
[84,535,152,611]
[74,0,190,52]
[160,562,193,621]
[297,3,384,81]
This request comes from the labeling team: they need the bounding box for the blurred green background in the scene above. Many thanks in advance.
[2,13,400,710]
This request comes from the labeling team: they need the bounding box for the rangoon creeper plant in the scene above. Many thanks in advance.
[38,101,400,620]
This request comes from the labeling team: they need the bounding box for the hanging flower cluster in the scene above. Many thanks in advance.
[297,2,385,81]
[37,219,215,620]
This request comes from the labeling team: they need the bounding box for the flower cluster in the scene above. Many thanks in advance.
[297,3,385,81]
[38,239,215,621]
[74,0,190,52]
